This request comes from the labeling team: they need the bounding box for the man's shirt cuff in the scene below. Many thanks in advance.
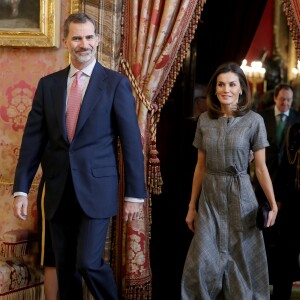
[124,197,144,203]
[14,192,28,198]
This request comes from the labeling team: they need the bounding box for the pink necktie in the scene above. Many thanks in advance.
[66,71,82,142]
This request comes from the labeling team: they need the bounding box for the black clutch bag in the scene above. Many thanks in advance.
[256,202,271,230]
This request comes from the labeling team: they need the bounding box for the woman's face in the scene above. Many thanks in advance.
[215,72,242,111]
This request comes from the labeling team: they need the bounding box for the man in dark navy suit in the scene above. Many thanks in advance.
[272,122,300,299]
[13,13,147,300]
[258,84,300,192]
[255,83,300,299]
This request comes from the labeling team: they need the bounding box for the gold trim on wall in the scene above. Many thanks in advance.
[274,0,296,81]
[70,0,83,14]
[274,0,290,61]
[0,0,60,48]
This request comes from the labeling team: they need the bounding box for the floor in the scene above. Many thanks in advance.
[270,284,300,299]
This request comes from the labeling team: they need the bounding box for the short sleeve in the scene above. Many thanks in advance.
[251,113,269,152]
[192,114,204,150]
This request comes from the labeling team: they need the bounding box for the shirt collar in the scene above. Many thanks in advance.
[274,106,289,117]
[69,59,96,78]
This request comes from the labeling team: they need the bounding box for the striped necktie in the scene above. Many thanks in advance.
[276,113,285,146]
[66,71,82,143]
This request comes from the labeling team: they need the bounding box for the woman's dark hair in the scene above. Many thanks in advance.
[63,13,98,38]
[206,62,252,119]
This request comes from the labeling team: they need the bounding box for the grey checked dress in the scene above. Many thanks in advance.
[181,110,270,300]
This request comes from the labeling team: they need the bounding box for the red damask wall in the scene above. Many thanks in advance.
[0,0,70,237]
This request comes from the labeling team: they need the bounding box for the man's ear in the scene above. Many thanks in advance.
[62,38,67,49]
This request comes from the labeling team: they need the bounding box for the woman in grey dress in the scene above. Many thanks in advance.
[181,62,278,300]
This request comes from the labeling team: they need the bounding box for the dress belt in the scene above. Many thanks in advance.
[206,166,248,231]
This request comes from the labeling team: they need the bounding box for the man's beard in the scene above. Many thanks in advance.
[73,47,96,63]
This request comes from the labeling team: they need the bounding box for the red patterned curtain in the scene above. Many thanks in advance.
[119,0,205,298]
[282,0,300,59]
[121,0,204,195]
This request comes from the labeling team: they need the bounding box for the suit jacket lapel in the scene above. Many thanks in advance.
[53,67,69,142]
[279,110,297,161]
[74,62,107,139]
[265,108,277,145]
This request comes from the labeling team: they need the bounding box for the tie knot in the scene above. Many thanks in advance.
[75,71,82,82]
[277,113,285,125]
[72,71,82,90]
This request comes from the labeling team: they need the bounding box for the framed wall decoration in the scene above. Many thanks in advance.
[70,0,82,14]
[0,0,60,47]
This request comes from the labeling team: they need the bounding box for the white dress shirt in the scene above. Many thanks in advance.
[274,106,289,125]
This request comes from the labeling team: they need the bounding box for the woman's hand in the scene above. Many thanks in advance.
[185,207,197,233]
[266,207,278,228]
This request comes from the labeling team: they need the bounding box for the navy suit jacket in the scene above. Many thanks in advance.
[259,106,300,180]
[13,62,147,220]
[255,106,300,200]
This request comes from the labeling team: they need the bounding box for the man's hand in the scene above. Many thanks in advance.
[13,196,28,220]
[123,202,143,222]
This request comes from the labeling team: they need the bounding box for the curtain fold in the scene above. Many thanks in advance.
[282,0,300,60]
[195,0,268,84]
[121,0,204,195]
[120,1,204,298]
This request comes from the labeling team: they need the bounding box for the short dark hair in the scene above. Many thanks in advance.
[206,62,252,119]
[63,13,98,38]
[274,83,293,97]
